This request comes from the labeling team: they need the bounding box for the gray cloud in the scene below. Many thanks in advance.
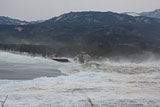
[0,0,160,21]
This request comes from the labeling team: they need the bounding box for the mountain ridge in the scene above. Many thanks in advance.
[123,9,160,19]
[0,16,43,25]
[1,8,160,25]
[0,11,160,56]
[0,16,29,25]
[140,9,160,19]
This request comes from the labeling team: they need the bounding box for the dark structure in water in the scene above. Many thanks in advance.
[52,58,70,62]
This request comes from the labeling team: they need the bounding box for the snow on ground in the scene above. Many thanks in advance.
[0,51,160,107]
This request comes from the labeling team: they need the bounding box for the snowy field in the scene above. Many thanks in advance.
[0,51,160,107]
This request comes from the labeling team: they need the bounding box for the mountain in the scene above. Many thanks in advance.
[43,11,153,26]
[122,12,140,17]
[0,11,160,57]
[29,20,44,24]
[122,9,160,19]
[0,16,29,25]
[0,16,43,25]
[140,9,160,19]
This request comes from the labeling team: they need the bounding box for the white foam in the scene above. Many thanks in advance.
[0,70,160,106]
[0,51,160,106]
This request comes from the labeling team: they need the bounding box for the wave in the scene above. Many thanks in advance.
[0,70,160,107]
[60,59,160,75]
[0,51,160,106]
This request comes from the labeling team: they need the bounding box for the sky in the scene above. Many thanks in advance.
[0,0,160,21]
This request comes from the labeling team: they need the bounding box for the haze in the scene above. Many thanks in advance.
[0,0,160,21]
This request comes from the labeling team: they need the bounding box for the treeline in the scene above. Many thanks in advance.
[0,44,56,57]
[0,44,89,57]
[0,43,148,58]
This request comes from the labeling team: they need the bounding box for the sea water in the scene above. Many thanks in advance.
[0,51,160,107]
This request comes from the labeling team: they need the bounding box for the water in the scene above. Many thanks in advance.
[0,51,64,80]
[0,51,160,107]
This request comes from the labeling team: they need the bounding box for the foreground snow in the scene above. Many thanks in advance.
[0,51,160,107]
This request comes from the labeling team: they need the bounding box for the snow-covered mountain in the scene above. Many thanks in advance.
[0,16,43,25]
[29,20,44,24]
[122,12,140,17]
[1,11,160,56]
[1,9,160,26]
[122,9,160,19]
[140,9,160,19]
[0,16,29,25]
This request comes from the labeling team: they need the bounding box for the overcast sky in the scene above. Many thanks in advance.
[0,0,160,21]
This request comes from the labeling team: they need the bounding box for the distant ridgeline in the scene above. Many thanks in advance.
[0,11,160,57]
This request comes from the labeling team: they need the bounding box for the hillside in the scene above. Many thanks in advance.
[0,16,28,25]
[123,9,160,19]
[0,16,43,25]
[0,11,160,57]
[140,9,160,19]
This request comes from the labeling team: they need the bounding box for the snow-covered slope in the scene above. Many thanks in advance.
[122,12,140,17]
[140,9,160,19]
[0,16,44,25]
[29,20,44,24]
[0,51,160,106]
[122,9,160,19]
[0,16,29,25]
